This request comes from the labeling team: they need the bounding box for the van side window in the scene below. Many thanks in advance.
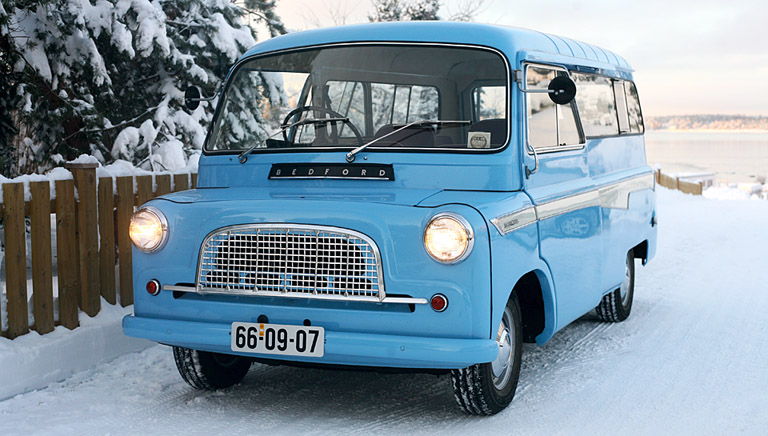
[526,65,582,149]
[613,80,630,133]
[371,83,439,134]
[572,72,619,137]
[327,81,366,137]
[472,86,506,121]
[624,81,644,134]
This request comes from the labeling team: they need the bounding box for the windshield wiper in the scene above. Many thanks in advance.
[345,119,471,163]
[238,117,349,163]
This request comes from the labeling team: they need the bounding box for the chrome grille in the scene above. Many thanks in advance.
[197,224,384,300]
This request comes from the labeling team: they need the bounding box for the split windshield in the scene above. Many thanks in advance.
[206,44,509,153]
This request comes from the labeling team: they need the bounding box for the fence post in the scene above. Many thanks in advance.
[66,162,101,317]
[3,183,29,339]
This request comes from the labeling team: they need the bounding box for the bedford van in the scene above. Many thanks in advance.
[123,22,656,415]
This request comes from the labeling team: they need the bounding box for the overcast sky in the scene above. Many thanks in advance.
[269,0,768,117]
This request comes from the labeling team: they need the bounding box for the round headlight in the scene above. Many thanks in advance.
[129,206,168,253]
[424,213,474,264]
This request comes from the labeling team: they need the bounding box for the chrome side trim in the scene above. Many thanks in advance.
[492,172,654,235]
[162,285,427,305]
[491,206,538,236]
[536,190,600,220]
[599,172,655,209]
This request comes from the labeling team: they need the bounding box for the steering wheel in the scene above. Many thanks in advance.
[282,106,363,146]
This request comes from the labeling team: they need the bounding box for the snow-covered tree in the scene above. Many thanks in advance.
[369,0,440,22]
[0,0,285,176]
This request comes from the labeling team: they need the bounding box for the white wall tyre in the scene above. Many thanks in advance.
[450,295,523,415]
[596,250,635,322]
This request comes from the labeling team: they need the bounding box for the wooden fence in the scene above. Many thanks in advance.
[655,169,707,196]
[0,163,196,339]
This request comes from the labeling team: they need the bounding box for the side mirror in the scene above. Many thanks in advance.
[184,86,201,111]
[548,76,577,105]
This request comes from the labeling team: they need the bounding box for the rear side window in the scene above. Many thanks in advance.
[624,81,644,134]
[472,86,506,121]
[572,72,618,137]
[526,64,582,150]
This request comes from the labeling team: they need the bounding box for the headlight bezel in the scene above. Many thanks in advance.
[423,212,474,264]
[129,206,169,253]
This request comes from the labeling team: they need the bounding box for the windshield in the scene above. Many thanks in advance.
[206,45,509,153]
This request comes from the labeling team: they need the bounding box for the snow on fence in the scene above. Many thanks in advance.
[655,169,711,196]
[0,163,197,339]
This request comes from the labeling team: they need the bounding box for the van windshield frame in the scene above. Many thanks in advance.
[203,43,511,156]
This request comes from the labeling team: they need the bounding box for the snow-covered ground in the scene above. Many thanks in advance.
[1,188,766,435]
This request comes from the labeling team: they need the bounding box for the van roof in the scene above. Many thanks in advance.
[241,21,633,73]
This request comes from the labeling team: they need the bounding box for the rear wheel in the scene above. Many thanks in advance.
[451,295,523,415]
[596,250,635,322]
[172,346,251,390]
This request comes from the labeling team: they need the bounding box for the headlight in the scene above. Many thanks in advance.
[423,213,474,264]
[129,206,168,253]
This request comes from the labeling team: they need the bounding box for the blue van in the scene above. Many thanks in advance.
[123,22,656,415]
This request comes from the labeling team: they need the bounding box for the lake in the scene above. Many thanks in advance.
[644,130,768,184]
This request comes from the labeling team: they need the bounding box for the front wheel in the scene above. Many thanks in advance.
[172,347,251,390]
[451,295,523,415]
[595,250,635,322]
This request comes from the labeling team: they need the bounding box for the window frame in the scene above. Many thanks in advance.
[202,42,513,156]
[570,70,645,140]
[523,62,586,155]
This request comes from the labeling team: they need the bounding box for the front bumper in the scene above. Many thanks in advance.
[123,315,497,369]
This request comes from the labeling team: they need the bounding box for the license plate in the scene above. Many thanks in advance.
[231,322,325,357]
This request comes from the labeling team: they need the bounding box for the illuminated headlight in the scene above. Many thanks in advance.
[423,213,474,264]
[129,206,169,253]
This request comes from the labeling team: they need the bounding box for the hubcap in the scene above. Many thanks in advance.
[491,308,514,389]
[619,256,631,306]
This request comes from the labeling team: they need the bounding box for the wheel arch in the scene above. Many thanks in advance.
[492,266,558,346]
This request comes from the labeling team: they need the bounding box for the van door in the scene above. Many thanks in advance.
[522,64,604,329]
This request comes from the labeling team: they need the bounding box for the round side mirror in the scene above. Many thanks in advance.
[184,86,201,111]
[548,76,577,105]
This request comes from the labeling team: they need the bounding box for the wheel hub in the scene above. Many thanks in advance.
[491,310,514,389]
[619,258,631,305]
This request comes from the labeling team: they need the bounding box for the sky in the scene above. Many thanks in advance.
[267,0,768,117]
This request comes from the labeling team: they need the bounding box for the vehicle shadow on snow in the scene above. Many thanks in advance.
[173,307,643,423]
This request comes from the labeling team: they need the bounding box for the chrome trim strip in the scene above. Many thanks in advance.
[491,206,538,235]
[162,285,427,305]
[195,223,386,301]
[599,172,655,209]
[536,190,600,220]
[492,172,654,235]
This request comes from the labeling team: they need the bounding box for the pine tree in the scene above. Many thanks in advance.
[369,0,440,22]
[0,0,285,176]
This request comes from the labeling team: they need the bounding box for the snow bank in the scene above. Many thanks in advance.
[0,301,150,401]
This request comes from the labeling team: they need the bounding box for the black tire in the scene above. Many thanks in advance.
[172,347,251,390]
[451,295,523,415]
[596,250,635,322]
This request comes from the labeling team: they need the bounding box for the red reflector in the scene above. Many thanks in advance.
[430,294,448,312]
[146,280,160,296]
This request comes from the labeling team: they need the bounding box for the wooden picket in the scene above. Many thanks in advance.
[98,177,117,305]
[3,183,29,339]
[1,169,196,339]
[30,182,55,334]
[55,179,80,329]
[655,169,704,196]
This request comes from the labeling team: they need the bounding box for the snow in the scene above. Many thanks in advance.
[0,188,766,434]
[67,153,101,165]
[0,301,151,401]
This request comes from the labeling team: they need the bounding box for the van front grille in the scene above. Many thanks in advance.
[197,224,384,300]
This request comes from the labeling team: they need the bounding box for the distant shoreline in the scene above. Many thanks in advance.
[647,128,768,134]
